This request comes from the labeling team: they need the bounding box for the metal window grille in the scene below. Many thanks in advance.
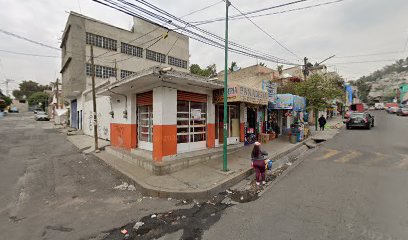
[86,32,117,51]
[168,56,188,69]
[146,49,165,63]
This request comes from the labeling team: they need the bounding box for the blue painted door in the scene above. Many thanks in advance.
[71,99,78,129]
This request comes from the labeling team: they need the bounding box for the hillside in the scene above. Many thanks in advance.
[352,58,408,103]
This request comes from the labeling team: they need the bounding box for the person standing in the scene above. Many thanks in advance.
[251,142,268,186]
[318,115,327,131]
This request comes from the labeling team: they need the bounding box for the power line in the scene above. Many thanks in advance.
[334,50,403,59]
[181,0,223,18]
[193,0,344,25]
[329,59,399,65]
[0,49,60,58]
[0,28,60,51]
[228,0,301,60]
[94,0,298,65]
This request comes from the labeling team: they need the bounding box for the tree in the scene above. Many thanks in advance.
[28,92,49,110]
[190,63,217,77]
[229,61,237,72]
[12,80,50,100]
[277,65,283,76]
[0,95,12,111]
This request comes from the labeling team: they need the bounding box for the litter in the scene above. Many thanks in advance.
[211,213,216,216]
[127,185,136,191]
[151,214,157,218]
[90,189,96,193]
[226,190,233,194]
[240,196,244,201]
[182,200,187,204]
[181,216,186,219]
[133,222,144,230]
[113,182,129,190]
[167,198,172,201]
[121,229,128,234]
[287,162,292,166]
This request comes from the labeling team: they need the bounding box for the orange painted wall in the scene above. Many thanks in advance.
[240,123,245,142]
[110,123,137,150]
[153,125,177,161]
[207,123,215,148]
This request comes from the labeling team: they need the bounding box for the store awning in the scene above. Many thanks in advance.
[213,83,268,105]
[98,67,223,96]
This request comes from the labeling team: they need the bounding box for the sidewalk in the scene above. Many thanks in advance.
[63,119,343,199]
[310,116,344,141]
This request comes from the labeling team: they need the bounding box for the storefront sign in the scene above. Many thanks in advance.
[265,81,277,104]
[191,108,201,120]
[293,95,306,111]
[269,94,306,111]
[213,84,268,105]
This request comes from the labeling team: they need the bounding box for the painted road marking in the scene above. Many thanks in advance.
[334,150,363,163]
[314,148,340,161]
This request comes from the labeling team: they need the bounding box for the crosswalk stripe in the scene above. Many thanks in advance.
[334,150,363,163]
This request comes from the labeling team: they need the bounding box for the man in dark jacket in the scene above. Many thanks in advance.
[318,115,327,131]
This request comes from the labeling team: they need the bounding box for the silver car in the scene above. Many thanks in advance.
[35,111,50,121]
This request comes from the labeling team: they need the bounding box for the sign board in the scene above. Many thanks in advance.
[213,83,268,105]
[191,108,201,120]
[266,81,277,103]
[293,95,306,111]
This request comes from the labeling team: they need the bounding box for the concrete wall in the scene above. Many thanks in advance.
[218,65,277,89]
[82,94,111,140]
[11,100,28,112]
[110,93,137,149]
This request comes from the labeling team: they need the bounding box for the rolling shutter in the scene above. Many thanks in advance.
[177,91,207,103]
[136,91,153,106]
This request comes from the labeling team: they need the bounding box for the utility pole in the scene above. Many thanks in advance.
[303,57,308,81]
[55,78,59,109]
[4,79,15,97]
[90,45,99,151]
[223,0,230,172]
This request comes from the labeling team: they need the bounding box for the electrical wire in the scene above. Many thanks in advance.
[228,0,301,60]
[181,0,223,18]
[0,49,60,58]
[94,0,298,65]
[0,29,60,51]
[193,0,345,25]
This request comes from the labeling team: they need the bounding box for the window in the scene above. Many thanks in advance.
[177,100,207,143]
[146,49,166,63]
[85,63,116,78]
[86,32,117,51]
[138,105,153,143]
[121,42,143,58]
[120,70,135,79]
[168,56,187,69]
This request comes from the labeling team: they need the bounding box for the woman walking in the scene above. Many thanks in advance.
[251,142,268,186]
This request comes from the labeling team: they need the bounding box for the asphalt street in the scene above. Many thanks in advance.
[203,111,408,240]
[0,113,181,240]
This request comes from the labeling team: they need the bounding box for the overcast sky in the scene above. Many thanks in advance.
[0,0,407,93]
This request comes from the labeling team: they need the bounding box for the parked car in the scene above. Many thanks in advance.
[397,107,408,116]
[346,112,374,130]
[368,106,375,111]
[388,107,398,114]
[35,111,50,121]
[33,108,42,114]
[8,107,19,113]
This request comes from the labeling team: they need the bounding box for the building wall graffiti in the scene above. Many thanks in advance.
[83,95,111,140]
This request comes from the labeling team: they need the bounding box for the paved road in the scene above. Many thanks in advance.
[0,113,179,240]
[204,111,408,240]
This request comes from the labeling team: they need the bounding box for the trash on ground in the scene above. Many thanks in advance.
[113,182,129,190]
[127,185,136,191]
[226,190,233,194]
[121,229,128,234]
[167,198,172,201]
[151,214,157,218]
[133,221,144,230]
[90,189,96,193]
[287,162,293,166]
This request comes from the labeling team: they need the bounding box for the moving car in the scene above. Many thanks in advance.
[8,107,19,113]
[346,112,374,130]
[35,111,49,121]
[397,107,408,116]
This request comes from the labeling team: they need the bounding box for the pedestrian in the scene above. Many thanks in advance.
[318,115,327,131]
[251,142,268,186]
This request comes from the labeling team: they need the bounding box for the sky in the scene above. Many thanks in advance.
[0,0,408,94]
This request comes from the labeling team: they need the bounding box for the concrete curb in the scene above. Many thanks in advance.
[92,141,306,200]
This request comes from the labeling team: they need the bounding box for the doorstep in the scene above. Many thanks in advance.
[105,143,245,176]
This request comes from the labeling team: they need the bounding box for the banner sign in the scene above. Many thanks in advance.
[213,84,268,105]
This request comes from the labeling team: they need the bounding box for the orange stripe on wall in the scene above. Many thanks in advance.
[110,123,137,150]
[153,125,177,161]
[240,123,245,142]
[207,123,215,148]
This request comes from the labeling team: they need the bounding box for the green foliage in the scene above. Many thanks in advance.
[12,80,50,100]
[190,64,217,77]
[0,95,12,110]
[27,92,49,109]
[293,74,343,110]
[229,61,237,72]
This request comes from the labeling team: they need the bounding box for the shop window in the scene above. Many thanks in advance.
[138,105,153,142]
[177,100,207,144]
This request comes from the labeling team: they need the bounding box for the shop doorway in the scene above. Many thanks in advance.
[215,104,240,145]
[246,107,257,143]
